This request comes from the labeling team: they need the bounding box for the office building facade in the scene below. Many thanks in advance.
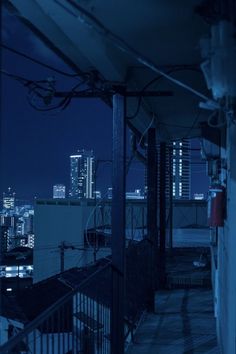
[69,150,95,199]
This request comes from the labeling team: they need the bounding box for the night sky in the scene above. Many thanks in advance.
[1,9,208,202]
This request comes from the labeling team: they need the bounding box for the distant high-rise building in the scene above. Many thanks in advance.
[69,150,95,199]
[93,191,102,199]
[172,139,190,199]
[0,226,9,256]
[145,139,191,200]
[53,184,66,199]
[194,193,204,200]
[126,189,144,200]
[107,187,112,200]
[3,187,15,210]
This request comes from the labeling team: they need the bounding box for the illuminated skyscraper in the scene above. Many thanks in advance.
[69,150,95,199]
[53,184,66,199]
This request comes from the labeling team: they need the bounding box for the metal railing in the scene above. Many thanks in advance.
[0,261,112,354]
[0,240,151,354]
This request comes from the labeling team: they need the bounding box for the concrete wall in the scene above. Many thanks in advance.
[34,200,110,283]
[217,121,236,354]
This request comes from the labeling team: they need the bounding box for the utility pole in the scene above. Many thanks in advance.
[58,241,85,273]
[111,92,126,354]
[146,128,158,311]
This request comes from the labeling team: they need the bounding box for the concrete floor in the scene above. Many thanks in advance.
[127,289,220,354]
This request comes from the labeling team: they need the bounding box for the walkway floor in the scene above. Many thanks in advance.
[127,289,220,354]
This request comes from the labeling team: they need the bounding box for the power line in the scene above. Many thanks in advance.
[126,67,202,120]
[1,68,88,112]
[63,0,215,103]
[1,43,84,78]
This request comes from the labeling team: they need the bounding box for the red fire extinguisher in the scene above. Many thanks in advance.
[208,185,225,227]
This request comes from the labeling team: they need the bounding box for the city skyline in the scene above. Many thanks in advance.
[0,10,209,202]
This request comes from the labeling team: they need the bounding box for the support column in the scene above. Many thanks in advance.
[147,128,158,311]
[159,142,166,288]
[111,93,126,354]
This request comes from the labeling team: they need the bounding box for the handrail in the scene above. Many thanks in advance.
[0,261,111,353]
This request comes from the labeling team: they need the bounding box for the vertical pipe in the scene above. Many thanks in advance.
[94,165,98,262]
[57,309,60,354]
[40,328,43,354]
[81,293,83,352]
[159,142,166,288]
[25,335,29,354]
[67,303,70,353]
[146,128,157,311]
[34,329,36,353]
[51,315,55,354]
[142,206,145,239]
[111,93,126,354]
[131,205,134,240]
[46,318,49,354]
[96,299,99,353]
[195,203,198,226]
[75,293,78,354]
[62,305,65,353]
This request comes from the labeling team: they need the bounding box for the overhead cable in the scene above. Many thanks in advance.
[1,43,83,78]
[63,0,216,104]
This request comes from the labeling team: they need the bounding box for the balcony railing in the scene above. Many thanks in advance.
[0,240,151,354]
[0,261,112,354]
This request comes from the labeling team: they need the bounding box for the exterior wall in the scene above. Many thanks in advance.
[217,121,236,354]
[34,200,97,283]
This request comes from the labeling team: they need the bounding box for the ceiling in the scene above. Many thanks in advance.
[4,0,213,141]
